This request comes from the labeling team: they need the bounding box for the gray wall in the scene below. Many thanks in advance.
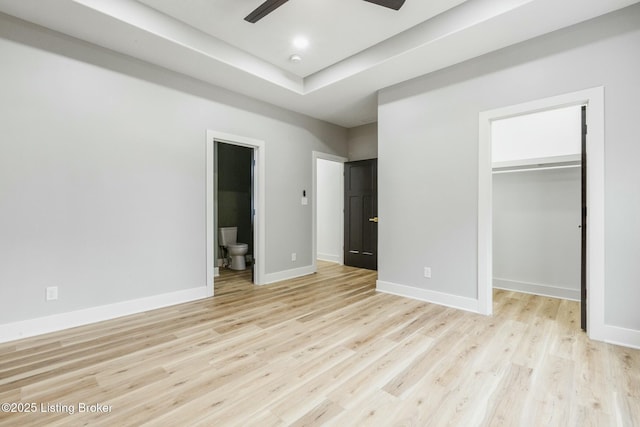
[0,14,347,324]
[493,168,581,298]
[347,123,378,161]
[378,5,640,330]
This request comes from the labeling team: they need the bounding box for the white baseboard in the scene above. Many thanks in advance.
[214,267,220,277]
[602,324,640,350]
[493,278,580,301]
[317,253,342,264]
[0,286,209,344]
[263,265,316,285]
[376,280,480,314]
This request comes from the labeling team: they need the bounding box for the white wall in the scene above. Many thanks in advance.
[347,123,378,161]
[492,105,582,163]
[0,14,347,331]
[493,168,581,300]
[378,4,640,332]
[316,159,344,264]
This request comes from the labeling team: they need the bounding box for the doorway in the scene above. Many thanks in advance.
[491,105,583,327]
[216,142,254,285]
[312,152,347,271]
[206,130,266,296]
[477,87,605,341]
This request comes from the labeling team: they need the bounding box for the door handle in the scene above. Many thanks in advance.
[368,217,379,223]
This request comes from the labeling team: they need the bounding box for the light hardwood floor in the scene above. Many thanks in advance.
[1,262,638,426]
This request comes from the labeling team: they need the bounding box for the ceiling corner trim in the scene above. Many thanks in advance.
[73,0,304,93]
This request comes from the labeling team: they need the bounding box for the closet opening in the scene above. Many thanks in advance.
[478,87,605,340]
[490,105,585,330]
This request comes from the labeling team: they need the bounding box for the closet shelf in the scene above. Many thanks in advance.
[492,154,581,173]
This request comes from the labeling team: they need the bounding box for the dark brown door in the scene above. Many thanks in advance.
[581,106,587,331]
[344,159,378,270]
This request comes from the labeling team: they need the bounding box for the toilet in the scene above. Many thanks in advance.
[219,227,248,270]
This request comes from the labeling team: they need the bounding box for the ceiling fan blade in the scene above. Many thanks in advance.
[363,0,406,10]
[245,0,289,23]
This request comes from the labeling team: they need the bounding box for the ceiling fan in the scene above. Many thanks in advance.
[245,0,406,23]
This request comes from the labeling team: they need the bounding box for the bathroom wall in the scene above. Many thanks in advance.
[217,142,253,260]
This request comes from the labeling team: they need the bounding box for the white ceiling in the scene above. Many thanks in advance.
[137,0,468,77]
[0,0,637,127]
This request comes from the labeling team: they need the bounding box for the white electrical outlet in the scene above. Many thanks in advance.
[291,253,297,262]
[46,286,58,301]
[424,267,431,278]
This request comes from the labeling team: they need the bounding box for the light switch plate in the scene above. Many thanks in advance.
[46,286,58,301]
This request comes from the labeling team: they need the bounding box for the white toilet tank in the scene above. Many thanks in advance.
[219,227,237,246]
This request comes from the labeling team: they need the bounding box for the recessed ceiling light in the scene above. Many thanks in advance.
[292,36,309,50]
[289,54,302,63]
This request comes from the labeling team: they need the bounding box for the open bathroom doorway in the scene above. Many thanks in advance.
[216,141,254,286]
[206,131,265,296]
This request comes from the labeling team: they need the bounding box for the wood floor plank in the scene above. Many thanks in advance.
[289,398,344,427]
[328,332,435,409]
[325,390,397,427]
[523,354,575,426]
[382,329,464,398]
[0,261,638,426]
[481,363,533,426]
[267,337,396,422]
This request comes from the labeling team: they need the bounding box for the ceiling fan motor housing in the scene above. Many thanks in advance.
[245,0,406,23]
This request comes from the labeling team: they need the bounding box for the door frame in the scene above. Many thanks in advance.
[206,130,266,295]
[581,105,587,330]
[312,151,347,272]
[477,87,605,341]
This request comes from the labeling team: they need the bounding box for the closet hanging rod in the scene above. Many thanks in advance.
[492,163,581,174]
